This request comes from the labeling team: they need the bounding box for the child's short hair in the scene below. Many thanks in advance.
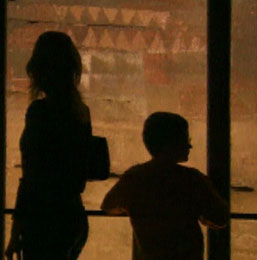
[143,112,189,157]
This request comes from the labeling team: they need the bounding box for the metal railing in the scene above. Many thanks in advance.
[4,209,257,220]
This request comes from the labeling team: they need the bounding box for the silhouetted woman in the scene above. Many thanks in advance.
[6,31,91,260]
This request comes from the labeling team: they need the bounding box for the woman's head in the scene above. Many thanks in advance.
[143,112,192,162]
[26,31,82,99]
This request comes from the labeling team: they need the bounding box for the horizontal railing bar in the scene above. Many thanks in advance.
[3,209,126,217]
[230,213,257,220]
[3,209,257,219]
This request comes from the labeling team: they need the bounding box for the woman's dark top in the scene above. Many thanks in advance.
[15,98,92,220]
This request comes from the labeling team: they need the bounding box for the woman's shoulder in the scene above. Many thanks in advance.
[26,98,46,113]
[25,99,47,121]
[77,102,91,124]
[81,103,90,113]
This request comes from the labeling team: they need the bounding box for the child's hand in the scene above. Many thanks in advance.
[199,215,227,229]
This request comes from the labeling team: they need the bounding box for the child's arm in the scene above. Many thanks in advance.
[195,172,229,229]
[101,172,133,216]
[101,183,129,216]
[199,215,227,229]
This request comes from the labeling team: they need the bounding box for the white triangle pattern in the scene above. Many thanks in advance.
[172,38,186,53]
[83,28,97,48]
[16,4,171,29]
[103,8,119,23]
[154,11,170,30]
[80,28,168,52]
[99,29,115,49]
[67,29,77,44]
[149,32,165,53]
[188,37,201,52]
[131,31,147,51]
[121,9,136,24]
[140,10,155,26]
[88,7,101,22]
[54,5,68,20]
[116,31,131,51]
[70,5,84,22]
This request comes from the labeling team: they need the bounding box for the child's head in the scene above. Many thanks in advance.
[143,112,192,162]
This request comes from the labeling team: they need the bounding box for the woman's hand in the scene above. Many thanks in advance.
[5,220,23,260]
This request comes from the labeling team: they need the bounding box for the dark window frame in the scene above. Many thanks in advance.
[207,1,231,259]
[0,0,7,259]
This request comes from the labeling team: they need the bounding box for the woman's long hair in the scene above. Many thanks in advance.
[26,31,87,121]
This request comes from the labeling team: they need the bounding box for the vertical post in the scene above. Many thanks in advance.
[207,1,231,260]
[0,0,7,259]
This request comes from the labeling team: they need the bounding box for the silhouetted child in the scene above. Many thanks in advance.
[101,112,228,260]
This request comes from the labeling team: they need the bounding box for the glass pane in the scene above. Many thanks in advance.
[231,1,257,258]
[5,215,132,260]
[5,214,206,260]
[6,0,207,207]
[232,220,257,260]
[231,0,257,213]
[6,0,207,259]
[80,217,132,260]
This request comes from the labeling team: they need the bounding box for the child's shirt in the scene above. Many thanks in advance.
[101,159,228,260]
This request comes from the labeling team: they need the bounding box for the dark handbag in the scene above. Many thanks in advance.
[87,135,110,180]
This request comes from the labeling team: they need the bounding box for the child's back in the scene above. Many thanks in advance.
[101,112,228,260]
[103,159,227,259]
